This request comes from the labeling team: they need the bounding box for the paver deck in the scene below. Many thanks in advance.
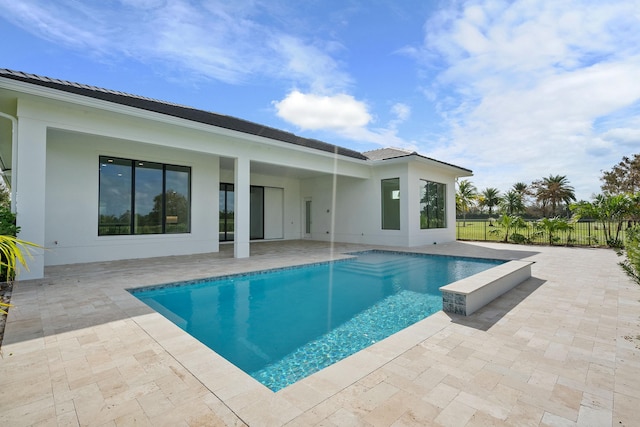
[1,240,638,426]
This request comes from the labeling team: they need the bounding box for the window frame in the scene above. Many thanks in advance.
[381,178,401,230]
[419,179,447,229]
[98,156,191,236]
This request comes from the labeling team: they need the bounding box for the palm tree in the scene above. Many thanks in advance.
[491,214,527,243]
[534,175,576,217]
[500,190,525,215]
[512,182,529,195]
[479,188,501,217]
[456,179,477,226]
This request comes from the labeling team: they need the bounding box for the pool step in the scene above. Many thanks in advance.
[336,258,423,277]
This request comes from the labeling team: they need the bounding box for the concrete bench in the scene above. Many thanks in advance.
[440,260,533,316]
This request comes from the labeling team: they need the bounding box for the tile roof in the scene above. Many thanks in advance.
[0,69,368,160]
[364,147,472,173]
[363,147,415,160]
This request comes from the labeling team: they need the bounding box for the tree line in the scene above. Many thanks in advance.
[455,153,640,285]
[456,174,577,222]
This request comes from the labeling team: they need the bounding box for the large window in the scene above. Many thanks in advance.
[381,178,400,230]
[99,156,191,235]
[420,180,446,229]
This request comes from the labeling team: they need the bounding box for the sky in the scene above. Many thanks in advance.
[1,0,639,201]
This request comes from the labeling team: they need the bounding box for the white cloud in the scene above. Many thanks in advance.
[273,91,371,131]
[0,0,346,88]
[268,35,352,92]
[601,128,640,147]
[391,103,411,122]
[273,91,415,148]
[417,0,640,199]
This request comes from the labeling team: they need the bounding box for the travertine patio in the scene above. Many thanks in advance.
[1,241,638,426]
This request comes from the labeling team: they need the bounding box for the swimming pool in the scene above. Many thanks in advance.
[130,250,504,391]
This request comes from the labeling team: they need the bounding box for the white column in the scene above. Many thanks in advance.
[15,117,47,280]
[234,157,250,258]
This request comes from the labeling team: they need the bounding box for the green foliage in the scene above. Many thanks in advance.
[532,175,576,217]
[534,217,573,246]
[601,154,640,195]
[0,206,19,237]
[479,187,500,216]
[489,214,527,243]
[510,233,528,244]
[0,207,19,281]
[456,179,477,226]
[571,193,638,247]
[0,235,41,282]
[0,185,10,210]
[500,190,526,215]
[619,226,640,286]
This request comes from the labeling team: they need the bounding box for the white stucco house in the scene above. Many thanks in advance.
[0,69,472,280]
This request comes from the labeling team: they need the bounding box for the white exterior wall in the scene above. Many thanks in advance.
[44,129,219,267]
[300,163,411,246]
[300,160,459,247]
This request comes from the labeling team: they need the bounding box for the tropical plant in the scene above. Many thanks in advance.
[489,214,528,243]
[479,188,501,216]
[0,235,40,282]
[456,179,477,226]
[500,190,526,215]
[0,206,20,282]
[534,217,573,246]
[619,225,640,285]
[571,193,638,247]
[0,235,41,315]
[533,175,576,217]
[0,300,10,315]
[0,185,10,210]
[0,206,18,237]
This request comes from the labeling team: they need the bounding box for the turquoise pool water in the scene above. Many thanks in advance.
[130,251,503,391]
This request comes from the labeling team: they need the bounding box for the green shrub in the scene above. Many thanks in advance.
[619,226,640,286]
[510,233,528,244]
[0,207,18,282]
[0,206,18,237]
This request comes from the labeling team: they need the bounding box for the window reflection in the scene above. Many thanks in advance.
[135,162,163,234]
[381,178,400,230]
[98,156,191,235]
[420,180,446,229]
[99,158,132,235]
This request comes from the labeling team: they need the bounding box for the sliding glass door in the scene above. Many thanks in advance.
[220,183,283,241]
[219,183,234,241]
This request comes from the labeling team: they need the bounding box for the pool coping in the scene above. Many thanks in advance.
[440,260,534,316]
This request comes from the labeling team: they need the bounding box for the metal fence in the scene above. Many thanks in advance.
[456,219,629,247]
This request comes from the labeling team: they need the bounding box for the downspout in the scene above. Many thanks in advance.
[0,111,18,213]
